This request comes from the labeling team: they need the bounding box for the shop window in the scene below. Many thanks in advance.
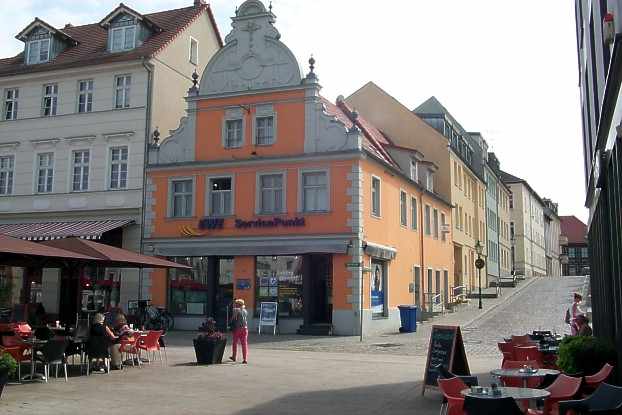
[400,190,407,226]
[255,256,303,318]
[371,176,381,217]
[258,173,284,214]
[301,170,328,212]
[80,267,121,311]
[168,257,209,315]
[208,176,233,216]
[371,260,386,318]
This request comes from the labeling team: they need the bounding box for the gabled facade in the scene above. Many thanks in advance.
[0,1,222,322]
[487,152,512,281]
[143,0,453,334]
[560,215,589,276]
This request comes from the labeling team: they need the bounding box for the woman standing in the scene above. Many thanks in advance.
[568,293,584,336]
[229,299,248,364]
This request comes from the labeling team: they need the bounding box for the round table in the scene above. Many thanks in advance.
[21,338,48,382]
[461,386,550,401]
[491,368,560,388]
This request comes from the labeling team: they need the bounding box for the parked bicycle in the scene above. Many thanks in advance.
[136,301,174,331]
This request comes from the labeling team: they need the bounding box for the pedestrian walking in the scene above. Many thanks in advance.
[565,293,584,336]
[229,298,248,364]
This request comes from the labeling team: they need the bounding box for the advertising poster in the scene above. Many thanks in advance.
[371,262,385,315]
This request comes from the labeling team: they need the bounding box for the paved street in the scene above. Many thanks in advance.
[0,276,585,415]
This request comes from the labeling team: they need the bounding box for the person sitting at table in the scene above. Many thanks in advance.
[113,314,134,339]
[575,314,593,337]
[90,313,123,371]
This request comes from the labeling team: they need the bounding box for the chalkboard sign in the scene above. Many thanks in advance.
[422,325,470,395]
[258,302,278,335]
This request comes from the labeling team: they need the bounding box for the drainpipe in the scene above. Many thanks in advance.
[419,193,425,313]
[496,184,502,293]
[138,58,154,302]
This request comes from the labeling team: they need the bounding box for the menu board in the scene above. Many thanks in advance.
[259,302,278,335]
[422,325,470,395]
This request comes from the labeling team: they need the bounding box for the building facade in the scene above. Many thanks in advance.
[543,199,562,277]
[143,0,454,335]
[574,0,622,379]
[0,2,222,319]
[500,172,547,277]
[560,216,589,276]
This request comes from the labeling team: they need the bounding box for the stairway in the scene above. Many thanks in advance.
[297,323,333,336]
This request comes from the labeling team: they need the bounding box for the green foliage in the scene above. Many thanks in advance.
[0,353,17,377]
[557,335,617,376]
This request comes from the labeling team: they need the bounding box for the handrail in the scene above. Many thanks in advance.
[453,285,465,296]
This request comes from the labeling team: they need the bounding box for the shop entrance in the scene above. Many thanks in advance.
[212,257,234,330]
[299,254,332,334]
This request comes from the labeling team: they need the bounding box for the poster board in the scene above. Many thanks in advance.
[258,301,278,335]
[421,325,470,395]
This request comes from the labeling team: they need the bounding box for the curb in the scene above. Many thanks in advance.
[461,276,540,328]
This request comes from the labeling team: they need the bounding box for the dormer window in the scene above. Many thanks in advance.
[17,19,78,66]
[410,159,418,182]
[426,169,434,192]
[27,38,50,64]
[110,15,137,52]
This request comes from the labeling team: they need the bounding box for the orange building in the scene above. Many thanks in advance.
[143,0,453,334]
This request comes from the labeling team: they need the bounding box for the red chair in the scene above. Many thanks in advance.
[136,330,163,365]
[511,334,531,345]
[498,342,514,366]
[501,360,541,388]
[119,335,141,367]
[438,377,467,415]
[583,363,614,393]
[514,345,543,365]
[1,336,32,381]
[527,374,582,415]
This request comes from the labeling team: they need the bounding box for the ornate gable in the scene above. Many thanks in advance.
[199,0,301,95]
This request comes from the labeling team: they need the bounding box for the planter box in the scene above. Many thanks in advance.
[193,337,226,365]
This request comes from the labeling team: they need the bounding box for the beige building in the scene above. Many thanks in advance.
[487,152,513,280]
[346,83,487,297]
[0,1,221,321]
[500,172,547,277]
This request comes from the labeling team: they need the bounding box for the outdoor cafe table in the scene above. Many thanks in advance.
[490,368,560,388]
[21,338,47,382]
[461,387,550,413]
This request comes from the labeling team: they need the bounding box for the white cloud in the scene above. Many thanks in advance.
[0,0,587,220]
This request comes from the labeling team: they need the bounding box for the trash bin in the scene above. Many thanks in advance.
[398,305,417,332]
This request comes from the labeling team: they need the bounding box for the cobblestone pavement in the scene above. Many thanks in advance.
[166,276,586,358]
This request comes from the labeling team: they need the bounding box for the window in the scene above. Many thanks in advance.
[441,213,446,242]
[459,206,463,230]
[259,173,284,214]
[225,119,243,148]
[255,116,274,145]
[167,257,212,315]
[424,205,431,236]
[42,84,58,116]
[189,37,198,65]
[256,255,304,318]
[110,23,136,52]
[27,39,50,64]
[453,161,458,186]
[171,179,193,218]
[371,176,381,217]
[77,80,94,113]
[510,222,515,239]
[411,197,418,230]
[581,247,588,258]
[36,153,54,193]
[410,160,418,182]
[4,89,18,120]
[400,190,408,226]
[302,171,328,212]
[209,177,233,216]
[114,75,131,109]
[455,206,459,229]
[71,150,89,191]
[433,208,439,239]
[109,146,128,189]
[0,156,14,195]
[426,170,434,192]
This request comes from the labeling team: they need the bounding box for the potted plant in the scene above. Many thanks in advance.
[557,336,617,376]
[193,317,226,365]
[0,352,17,399]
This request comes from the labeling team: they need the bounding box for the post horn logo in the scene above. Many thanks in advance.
[180,218,225,237]
[180,225,208,237]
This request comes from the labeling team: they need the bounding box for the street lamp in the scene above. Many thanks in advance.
[475,240,485,310]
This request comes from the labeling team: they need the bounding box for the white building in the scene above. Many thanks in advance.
[0,1,221,323]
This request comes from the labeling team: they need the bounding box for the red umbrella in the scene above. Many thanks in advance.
[0,233,100,267]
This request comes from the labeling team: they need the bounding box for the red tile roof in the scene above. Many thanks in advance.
[560,215,588,245]
[0,4,222,77]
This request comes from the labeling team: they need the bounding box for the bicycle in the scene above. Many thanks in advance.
[136,301,174,332]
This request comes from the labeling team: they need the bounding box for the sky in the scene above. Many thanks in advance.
[0,0,587,222]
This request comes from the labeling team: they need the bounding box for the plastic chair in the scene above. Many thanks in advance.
[437,377,467,415]
[463,395,523,415]
[583,363,614,393]
[501,360,541,388]
[498,342,514,365]
[34,339,68,382]
[85,336,110,375]
[558,383,622,415]
[137,330,163,365]
[511,334,531,345]
[528,374,582,415]
[119,335,141,367]
[435,364,478,387]
[514,345,543,364]
[158,332,168,364]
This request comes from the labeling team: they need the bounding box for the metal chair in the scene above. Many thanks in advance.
[34,339,68,382]
[85,336,110,375]
[558,383,622,415]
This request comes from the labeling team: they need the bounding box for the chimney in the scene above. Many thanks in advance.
[64,23,73,29]
[194,0,205,6]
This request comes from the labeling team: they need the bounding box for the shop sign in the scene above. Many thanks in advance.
[345,262,362,268]
[181,216,305,237]
[236,279,251,290]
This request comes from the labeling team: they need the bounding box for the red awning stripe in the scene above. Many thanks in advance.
[0,219,134,240]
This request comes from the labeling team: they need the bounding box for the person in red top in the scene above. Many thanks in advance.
[229,299,248,364]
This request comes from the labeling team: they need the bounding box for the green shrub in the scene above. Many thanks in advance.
[557,336,617,376]
[0,353,17,377]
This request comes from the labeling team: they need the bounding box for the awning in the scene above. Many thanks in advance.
[364,241,397,260]
[0,233,101,267]
[41,238,191,269]
[0,219,134,240]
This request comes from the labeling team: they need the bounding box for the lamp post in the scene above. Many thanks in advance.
[475,240,485,310]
